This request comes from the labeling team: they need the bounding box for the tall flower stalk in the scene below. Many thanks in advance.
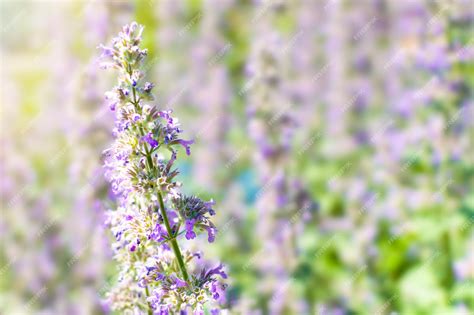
[99,22,227,314]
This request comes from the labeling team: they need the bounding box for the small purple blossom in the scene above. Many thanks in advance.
[206,226,217,243]
[211,281,220,299]
[172,276,187,288]
[144,82,154,93]
[149,223,169,250]
[206,264,228,280]
[141,132,159,148]
[185,219,197,240]
[176,139,194,156]
[98,44,114,58]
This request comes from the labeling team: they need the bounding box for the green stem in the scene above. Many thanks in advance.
[441,231,454,289]
[126,73,190,283]
[145,286,153,315]
[157,190,190,283]
[144,146,154,173]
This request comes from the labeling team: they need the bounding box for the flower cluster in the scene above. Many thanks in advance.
[173,194,217,242]
[100,22,226,314]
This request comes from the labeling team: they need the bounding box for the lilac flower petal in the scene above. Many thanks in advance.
[206,226,217,243]
[141,132,159,148]
[176,139,194,155]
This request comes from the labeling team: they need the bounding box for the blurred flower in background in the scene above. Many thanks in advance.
[1,0,473,314]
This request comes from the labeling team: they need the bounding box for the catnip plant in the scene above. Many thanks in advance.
[99,22,227,314]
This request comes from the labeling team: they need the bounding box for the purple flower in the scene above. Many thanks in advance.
[176,139,194,156]
[158,110,172,120]
[109,102,117,111]
[153,110,194,155]
[144,82,154,93]
[206,200,216,215]
[195,264,227,303]
[206,226,216,243]
[155,273,165,281]
[98,44,114,58]
[146,266,157,275]
[149,223,167,243]
[158,308,170,315]
[185,219,197,240]
[210,281,220,299]
[141,132,159,148]
[207,264,228,279]
[117,87,129,98]
[173,276,187,288]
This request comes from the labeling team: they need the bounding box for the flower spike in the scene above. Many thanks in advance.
[100,22,227,314]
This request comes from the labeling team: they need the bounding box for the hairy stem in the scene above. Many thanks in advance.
[157,190,190,282]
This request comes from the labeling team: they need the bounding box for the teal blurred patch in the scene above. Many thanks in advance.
[237,169,259,205]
